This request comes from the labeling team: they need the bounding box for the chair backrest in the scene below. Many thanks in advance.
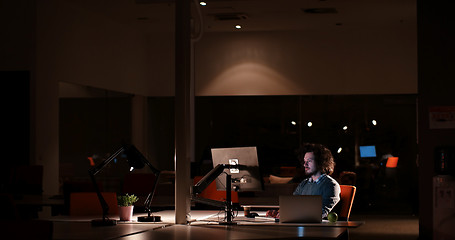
[336,185,356,221]
[338,171,357,185]
[386,157,399,168]
[69,192,118,216]
[193,176,239,203]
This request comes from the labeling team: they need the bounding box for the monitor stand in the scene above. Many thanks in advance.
[219,174,237,225]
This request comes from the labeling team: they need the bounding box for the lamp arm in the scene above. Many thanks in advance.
[143,161,161,176]
[191,195,225,208]
[191,167,246,224]
[193,164,248,194]
[89,171,110,220]
[143,171,161,214]
[90,147,125,175]
[190,164,230,209]
[88,147,125,220]
[193,164,226,194]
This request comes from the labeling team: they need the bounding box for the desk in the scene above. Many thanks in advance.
[48,210,363,240]
[53,221,167,240]
[13,195,64,207]
[13,194,65,218]
[120,224,348,240]
[192,210,363,228]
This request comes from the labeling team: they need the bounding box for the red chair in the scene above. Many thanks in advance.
[335,185,356,221]
[69,192,118,216]
[193,176,239,203]
[386,157,399,168]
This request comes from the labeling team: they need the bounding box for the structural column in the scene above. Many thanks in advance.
[174,0,192,224]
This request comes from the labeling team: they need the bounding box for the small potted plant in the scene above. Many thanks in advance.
[117,193,138,221]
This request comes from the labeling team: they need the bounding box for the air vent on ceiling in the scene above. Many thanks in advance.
[302,8,338,14]
[214,13,248,21]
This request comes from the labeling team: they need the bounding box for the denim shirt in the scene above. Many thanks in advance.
[293,174,341,218]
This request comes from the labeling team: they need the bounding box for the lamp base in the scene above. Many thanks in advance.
[137,215,161,222]
[91,219,117,227]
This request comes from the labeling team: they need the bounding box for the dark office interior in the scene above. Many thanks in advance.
[1,0,455,239]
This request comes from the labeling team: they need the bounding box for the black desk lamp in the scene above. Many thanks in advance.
[192,164,247,225]
[88,144,161,227]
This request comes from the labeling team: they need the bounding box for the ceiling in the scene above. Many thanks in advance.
[68,0,416,33]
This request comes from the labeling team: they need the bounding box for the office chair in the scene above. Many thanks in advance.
[336,185,356,221]
[69,192,118,216]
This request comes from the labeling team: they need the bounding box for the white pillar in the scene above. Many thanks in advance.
[174,0,192,224]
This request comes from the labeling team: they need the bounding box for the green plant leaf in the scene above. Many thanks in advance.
[117,193,139,206]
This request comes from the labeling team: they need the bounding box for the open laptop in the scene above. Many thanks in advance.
[279,195,322,223]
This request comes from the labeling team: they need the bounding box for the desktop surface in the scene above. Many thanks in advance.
[120,224,348,240]
[47,210,363,240]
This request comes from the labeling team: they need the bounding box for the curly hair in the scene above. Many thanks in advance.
[296,143,335,175]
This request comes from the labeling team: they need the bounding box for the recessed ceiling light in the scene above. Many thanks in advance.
[199,1,207,6]
[235,24,242,29]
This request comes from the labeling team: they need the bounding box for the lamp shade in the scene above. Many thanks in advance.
[123,145,146,170]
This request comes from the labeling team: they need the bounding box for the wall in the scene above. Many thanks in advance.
[417,0,455,238]
[36,0,174,97]
[33,1,417,97]
[0,0,35,71]
[195,28,417,96]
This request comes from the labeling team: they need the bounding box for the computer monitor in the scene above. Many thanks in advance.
[359,145,377,158]
[211,146,263,192]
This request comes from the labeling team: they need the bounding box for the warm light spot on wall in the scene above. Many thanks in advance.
[198,62,303,95]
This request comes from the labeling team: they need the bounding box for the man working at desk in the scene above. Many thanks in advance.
[267,143,341,219]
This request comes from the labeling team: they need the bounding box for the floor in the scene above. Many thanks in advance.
[348,213,419,240]
[347,196,419,240]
